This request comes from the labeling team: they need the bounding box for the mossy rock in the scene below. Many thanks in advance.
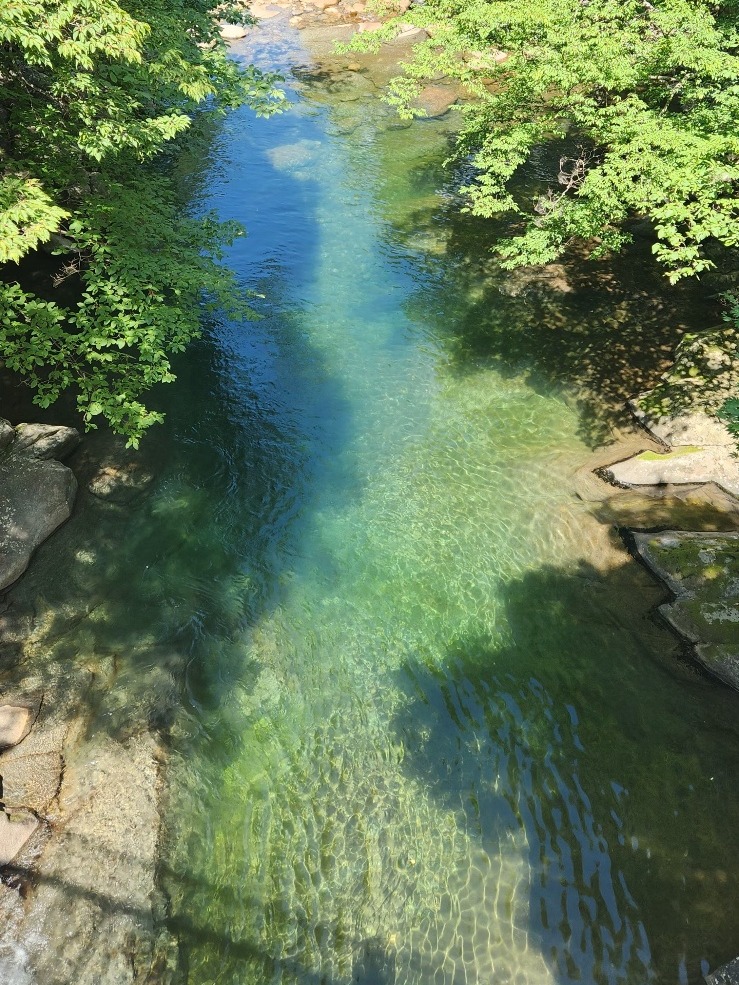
[633,531,739,690]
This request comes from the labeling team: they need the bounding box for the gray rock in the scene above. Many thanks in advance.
[633,531,739,690]
[706,956,739,985]
[0,706,31,751]
[0,809,38,866]
[631,405,735,448]
[0,420,15,451]
[14,422,81,460]
[0,455,77,591]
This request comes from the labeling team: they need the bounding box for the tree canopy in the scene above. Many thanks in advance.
[356,0,739,283]
[0,0,281,443]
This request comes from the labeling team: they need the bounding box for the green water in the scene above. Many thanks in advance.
[7,16,737,985]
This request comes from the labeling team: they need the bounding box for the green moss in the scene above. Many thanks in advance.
[636,446,704,461]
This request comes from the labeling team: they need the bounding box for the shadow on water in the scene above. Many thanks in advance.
[402,219,715,447]
[0,69,361,726]
[360,118,718,447]
[387,560,739,985]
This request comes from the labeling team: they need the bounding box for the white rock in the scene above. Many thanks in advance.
[219,22,248,39]
[631,405,736,448]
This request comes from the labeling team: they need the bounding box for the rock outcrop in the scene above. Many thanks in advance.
[0,452,77,591]
[632,531,739,690]
[13,422,80,461]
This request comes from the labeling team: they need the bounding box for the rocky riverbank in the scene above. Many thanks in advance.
[0,423,174,984]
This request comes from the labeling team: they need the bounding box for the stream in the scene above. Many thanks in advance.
[4,13,739,985]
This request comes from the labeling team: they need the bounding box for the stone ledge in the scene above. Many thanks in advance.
[632,531,739,691]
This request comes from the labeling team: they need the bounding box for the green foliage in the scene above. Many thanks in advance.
[719,293,739,434]
[351,0,739,282]
[0,0,283,444]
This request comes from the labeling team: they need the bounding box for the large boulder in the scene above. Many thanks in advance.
[0,420,15,451]
[631,406,735,449]
[411,84,458,117]
[14,422,81,461]
[0,454,77,591]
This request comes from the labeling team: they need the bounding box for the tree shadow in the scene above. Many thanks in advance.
[1,841,379,985]
[401,215,716,446]
[387,560,739,985]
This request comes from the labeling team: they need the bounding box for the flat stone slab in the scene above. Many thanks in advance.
[606,447,739,499]
[706,956,739,984]
[0,706,30,750]
[0,809,38,866]
[633,531,739,690]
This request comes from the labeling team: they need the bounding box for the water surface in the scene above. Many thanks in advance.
[149,19,739,985]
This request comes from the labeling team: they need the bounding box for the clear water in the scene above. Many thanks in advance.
[153,21,739,985]
[6,16,738,985]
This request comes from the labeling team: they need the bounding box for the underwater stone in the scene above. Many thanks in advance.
[88,464,153,504]
[0,752,63,813]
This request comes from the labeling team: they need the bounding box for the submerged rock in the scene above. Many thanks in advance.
[14,423,80,461]
[88,464,154,504]
[0,454,77,591]
[633,531,739,690]
[0,706,31,751]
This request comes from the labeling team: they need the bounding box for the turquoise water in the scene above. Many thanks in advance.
[10,17,731,985]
